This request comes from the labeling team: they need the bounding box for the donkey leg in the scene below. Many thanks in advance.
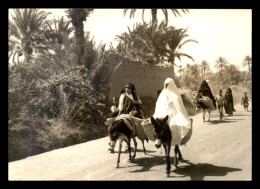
[132,137,137,159]
[116,139,123,168]
[128,137,132,161]
[175,145,183,161]
[163,143,171,177]
[173,146,178,168]
[141,140,146,155]
[203,110,205,123]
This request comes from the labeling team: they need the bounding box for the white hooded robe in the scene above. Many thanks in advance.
[153,78,192,145]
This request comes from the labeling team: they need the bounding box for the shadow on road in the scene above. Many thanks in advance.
[206,119,238,125]
[112,148,157,154]
[171,160,242,180]
[128,154,170,173]
[229,114,251,116]
[127,156,242,180]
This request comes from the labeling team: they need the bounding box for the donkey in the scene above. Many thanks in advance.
[193,98,211,123]
[150,115,192,177]
[108,119,147,168]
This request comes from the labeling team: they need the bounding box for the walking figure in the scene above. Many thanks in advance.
[224,88,235,116]
[241,92,249,111]
[215,90,224,120]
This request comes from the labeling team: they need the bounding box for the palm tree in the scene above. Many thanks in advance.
[65,8,94,65]
[115,22,162,64]
[164,27,198,73]
[37,16,75,70]
[225,64,241,85]
[123,9,189,27]
[200,60,210,75]
[178,65,185,76]
[190,63,200,77]
[214,57,228,71]
[9,9,51,63]
[114,21,198,77]
[242,55,252,74]
[186,63,191,76]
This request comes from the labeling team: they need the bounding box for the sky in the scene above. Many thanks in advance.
[10,9,252,72]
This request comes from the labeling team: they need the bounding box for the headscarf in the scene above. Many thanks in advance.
[153,78,191,145]
[125,83,139,101]
[118,83,143,117]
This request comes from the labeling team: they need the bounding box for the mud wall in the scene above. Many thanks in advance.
[107,62,174,99]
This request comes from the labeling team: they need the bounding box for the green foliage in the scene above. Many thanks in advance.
[8,10,117,162]
[179,74,201,91]
[214,57,229,71]
[123,9,189,26]
[113,22,197,69]
[9,9,51,63]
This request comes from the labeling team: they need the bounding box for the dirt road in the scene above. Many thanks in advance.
[8,102,252,181]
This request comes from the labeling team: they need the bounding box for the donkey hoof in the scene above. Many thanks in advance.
[116,164,119,168]
[167,173,170,178]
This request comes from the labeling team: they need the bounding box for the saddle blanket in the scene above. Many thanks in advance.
[106,114,148,141]
[200,96,215,110]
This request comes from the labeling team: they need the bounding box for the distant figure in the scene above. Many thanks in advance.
[110,97,119,117]
[241,92,249,111]
[215,90,224,120]
[224,88,235,116]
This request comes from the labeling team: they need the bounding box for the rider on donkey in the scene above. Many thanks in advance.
[196,80,216,110]
[108,83,146,152]
[118,83,146,119]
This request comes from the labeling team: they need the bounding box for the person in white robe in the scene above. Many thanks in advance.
[153,78,192,146]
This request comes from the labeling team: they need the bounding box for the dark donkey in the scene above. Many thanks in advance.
[193,97,212,123]
[151,115,193,177]
[108,119,147,168]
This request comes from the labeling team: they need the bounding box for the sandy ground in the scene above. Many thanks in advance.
[8,102,252,181]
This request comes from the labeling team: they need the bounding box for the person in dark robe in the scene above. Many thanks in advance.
[118,83,145,119]
[224,88,235,116]
[196,80,216,109]
[108,83,145,152]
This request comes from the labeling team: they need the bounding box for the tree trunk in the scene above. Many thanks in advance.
[169,60,175,78]
[124,33,127,53]
[151,9,158,27]
[75,23,85,65]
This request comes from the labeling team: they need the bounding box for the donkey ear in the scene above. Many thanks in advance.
[163,115,169,123]
[150,117,157,126]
